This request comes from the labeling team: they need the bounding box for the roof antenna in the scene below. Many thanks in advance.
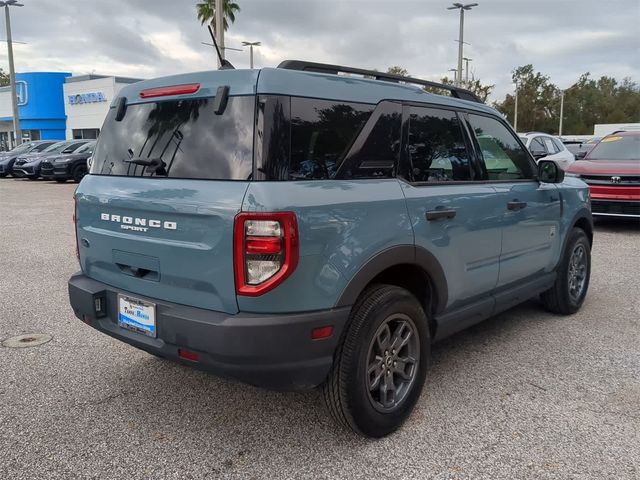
[208,25,235,70]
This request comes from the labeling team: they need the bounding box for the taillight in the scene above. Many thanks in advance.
[73,195,79,260]
[139,83,200,99]
[234,212,299,296]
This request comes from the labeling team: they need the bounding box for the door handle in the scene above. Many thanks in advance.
[426,209,457,221]
[507,200,527,211]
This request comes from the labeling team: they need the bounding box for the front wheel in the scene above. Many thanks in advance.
[541,228,591,314]
[72,164,88,183]
[323,284,430,437]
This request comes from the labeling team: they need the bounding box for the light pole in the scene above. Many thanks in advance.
[463,57,472,82]
[1,0,23,147]
[447,3,478,87]
[241,41,261,69]
[513,80,519,132]
[215,0,224,69]
[448,68,458,83]
[559,89,565,136]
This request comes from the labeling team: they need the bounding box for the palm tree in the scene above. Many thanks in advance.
[196,0,240,33]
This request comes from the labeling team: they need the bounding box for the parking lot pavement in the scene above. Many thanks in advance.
[0,178,638,480]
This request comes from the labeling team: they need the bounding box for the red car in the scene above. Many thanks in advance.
[566,131,640,219]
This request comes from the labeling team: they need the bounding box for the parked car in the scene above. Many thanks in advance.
[519,132,575,170]
[68,61,593,438]
[563,137,601,160]
[41,141,96,183]
[0,140,58,177]
[12,140,90,179]
[566,131,640,218]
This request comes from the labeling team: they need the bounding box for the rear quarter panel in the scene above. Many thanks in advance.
[239,179,413,313]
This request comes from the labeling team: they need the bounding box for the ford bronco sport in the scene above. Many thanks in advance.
[68,61,593,437]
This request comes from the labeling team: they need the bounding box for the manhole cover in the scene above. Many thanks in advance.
[2,334,52,348]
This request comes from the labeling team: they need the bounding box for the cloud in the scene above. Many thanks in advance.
[0,0,637,101]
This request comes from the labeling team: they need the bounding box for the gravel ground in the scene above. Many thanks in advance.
[1,178,638,480]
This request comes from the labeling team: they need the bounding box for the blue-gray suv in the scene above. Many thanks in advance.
[68,61,593,437]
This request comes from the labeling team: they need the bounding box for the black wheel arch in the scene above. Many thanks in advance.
[334,245,448,317]
[565,207,593,251]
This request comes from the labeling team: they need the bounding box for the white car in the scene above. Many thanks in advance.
[519,132,575,170]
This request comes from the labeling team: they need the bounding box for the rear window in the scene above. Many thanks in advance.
[91,96,255,180]
[586,135,640,161]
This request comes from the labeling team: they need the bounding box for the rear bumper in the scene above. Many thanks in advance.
[68,272,350,391]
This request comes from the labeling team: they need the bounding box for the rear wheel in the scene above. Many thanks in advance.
[72,164,88,183]
[541,228,591,314]
[323,284,430,437]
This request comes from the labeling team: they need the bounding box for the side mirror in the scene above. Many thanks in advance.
[575,150,587,160]
[538,160,564,183]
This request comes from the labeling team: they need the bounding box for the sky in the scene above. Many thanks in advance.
[1,0,639,101]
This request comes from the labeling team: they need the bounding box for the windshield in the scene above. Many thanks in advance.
[586,135,640,160]
[43,141,68,153]
[77,142,96,154]
[91,96,254,180]
[8,143,35,154]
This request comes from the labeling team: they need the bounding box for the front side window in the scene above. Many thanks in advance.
[290,98,373,180]
[467,114,534,180]
[91,96,254,180]
[407,106,472,182]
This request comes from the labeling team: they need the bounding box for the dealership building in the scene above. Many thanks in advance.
[0,72,142,150]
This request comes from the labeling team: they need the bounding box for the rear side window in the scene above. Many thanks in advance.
[290,98,373,180]
[407,106,472,182]
[467,114,534,180]
[91,96,254,180]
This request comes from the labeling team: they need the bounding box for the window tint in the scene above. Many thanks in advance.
[33,142,55,152]
[467,114,534,180]
[407,107,472,182]
[552,137,564,152]
[543,137,557,154]
[529,137,546,154]
[338,102,401,179]
[289,98,373,180]
[91,96,254,180]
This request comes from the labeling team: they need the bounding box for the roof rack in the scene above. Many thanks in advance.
[277,60,483,103]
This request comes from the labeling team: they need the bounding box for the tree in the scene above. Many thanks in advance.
[387,66,409,76]
[494,65,640,135]
[494,65,559,133]
[0,68,9,87]
[437,76,494,103]
[196,0,240,33]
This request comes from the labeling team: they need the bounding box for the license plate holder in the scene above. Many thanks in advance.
[118,295,156,338]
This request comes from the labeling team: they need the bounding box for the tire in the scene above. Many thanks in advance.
[541,227,591,315]
[323,284,430,437]
[72,164,87,183]
[55,179,67,183]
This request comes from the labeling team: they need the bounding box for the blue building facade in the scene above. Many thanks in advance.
[0,72,71,147]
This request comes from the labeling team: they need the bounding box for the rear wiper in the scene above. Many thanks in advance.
[123,157,167,175]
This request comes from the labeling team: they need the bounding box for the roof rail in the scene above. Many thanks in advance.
[277,60,483,104]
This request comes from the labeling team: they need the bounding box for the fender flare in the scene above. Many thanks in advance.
[564,207,594,251]
[335,245,448,314]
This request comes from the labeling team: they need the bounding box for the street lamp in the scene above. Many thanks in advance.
[0,0,23,147]
[448,68,458,83]
[463,57,472,82]
[513,80,519,132]
[241,41,261,69]
[447,2,478,87]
